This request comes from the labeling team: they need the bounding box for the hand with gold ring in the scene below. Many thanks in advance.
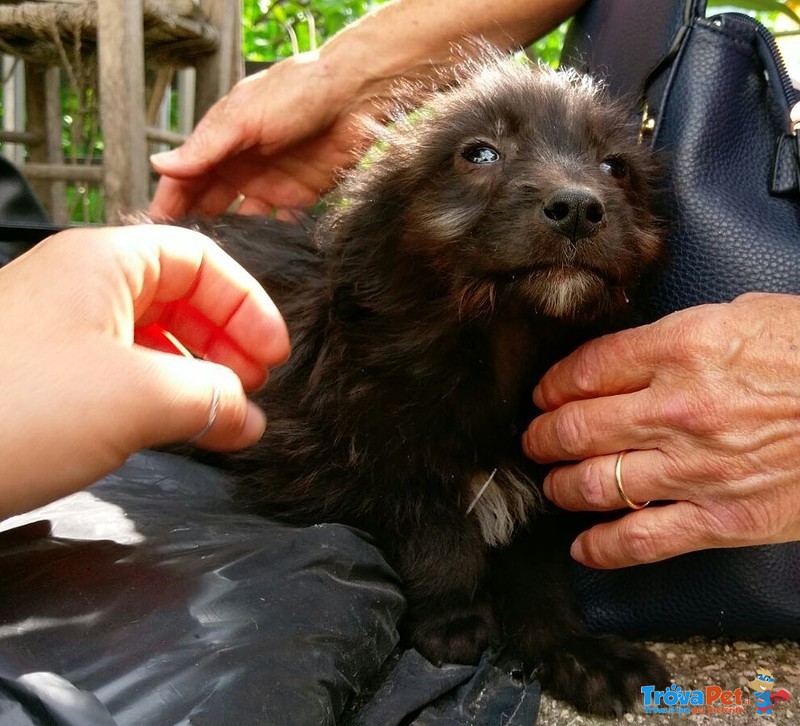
[0,225,290,519]
[522,293,800,569]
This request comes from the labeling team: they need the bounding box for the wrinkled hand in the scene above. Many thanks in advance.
[149,52,381,219]
[148,0,587,220]
[0,225,289,517]
[522,293,800,568]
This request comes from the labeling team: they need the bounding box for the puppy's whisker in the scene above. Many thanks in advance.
[466,468,497,515]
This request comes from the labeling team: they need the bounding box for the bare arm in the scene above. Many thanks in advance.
[321,0,583,82]
[149,0,584,218]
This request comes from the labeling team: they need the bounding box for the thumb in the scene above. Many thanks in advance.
[135,349,267,452]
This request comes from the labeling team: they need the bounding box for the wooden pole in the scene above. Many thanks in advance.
[25,65,66,223]
[97,0,148,221]
[194,0,242,123]
[22,163,104,182]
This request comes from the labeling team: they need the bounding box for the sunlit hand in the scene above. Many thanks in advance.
[0,225,289,518]
[148,0,583,220]
[148,52,379,219]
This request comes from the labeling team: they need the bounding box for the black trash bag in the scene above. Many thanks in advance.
[352,650,540,726]
[0,451,540,725]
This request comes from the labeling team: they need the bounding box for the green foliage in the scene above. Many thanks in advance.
[243,0,389,60]
[708,0,800,25]
[66,183,104,223]
[241,0,570,65]
[526,23,569,68]
[59,81,104,223]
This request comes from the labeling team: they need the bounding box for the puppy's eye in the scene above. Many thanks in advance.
[600,156,628,179]
[462,144,501,165]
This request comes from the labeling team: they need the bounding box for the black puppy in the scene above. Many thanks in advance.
[189,55,668,715]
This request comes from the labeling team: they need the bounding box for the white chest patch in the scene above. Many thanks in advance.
[466,467,540,547]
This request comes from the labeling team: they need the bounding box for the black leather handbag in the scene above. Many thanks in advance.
[561,0,800,639]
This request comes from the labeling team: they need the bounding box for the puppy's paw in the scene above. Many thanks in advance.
[541,634,670,717]
[408,601,496,666]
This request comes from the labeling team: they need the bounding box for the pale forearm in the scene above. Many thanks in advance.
[320,0,585,98]
[149,0,586,217]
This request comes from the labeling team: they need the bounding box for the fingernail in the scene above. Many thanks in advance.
[541,474,552,500]
[570,537,587,564]
[149,149,179,167]
[241,401,267,445]
[532,384,544,409]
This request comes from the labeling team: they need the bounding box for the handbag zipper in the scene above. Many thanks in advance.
[711,13,800,195]
[715,13,798,125]
[641,12,800,141]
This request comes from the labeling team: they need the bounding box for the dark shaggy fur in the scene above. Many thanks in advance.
[187,56,669,716]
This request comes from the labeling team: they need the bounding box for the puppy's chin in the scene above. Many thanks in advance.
[519,267,623,321]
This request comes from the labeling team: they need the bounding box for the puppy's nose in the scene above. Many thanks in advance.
[542,188,605,240]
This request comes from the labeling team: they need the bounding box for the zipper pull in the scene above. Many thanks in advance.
[638,102,656,144]
[771,104,800,196]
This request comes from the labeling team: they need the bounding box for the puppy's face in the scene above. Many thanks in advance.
[365,61,662,321]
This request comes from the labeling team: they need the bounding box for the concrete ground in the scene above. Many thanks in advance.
[538,638,800,725]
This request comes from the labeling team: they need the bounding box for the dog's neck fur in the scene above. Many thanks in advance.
[274,232,580,545]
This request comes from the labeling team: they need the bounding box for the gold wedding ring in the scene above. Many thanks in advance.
[614,451,650,510]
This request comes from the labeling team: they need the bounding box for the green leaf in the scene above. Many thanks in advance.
[271,5,288,24]
[242,0,390,60]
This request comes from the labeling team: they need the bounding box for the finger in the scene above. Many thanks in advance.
[132,348,267,451]
[149,97,253,179]
[522,388,660,463]
[533,324,662,411]
[178,239,288,365]
[236,198,279,216]
[149,298,284,390]
[148,175,205,220]
[121,226,290,375]
[148,93,263,218]
[133,323,191,355]
[189,178,245,217]
[133,317,271,392]
[543,449,664,512]
[570,501,719,568]
[224,153,327,209]
[149,172,242,220]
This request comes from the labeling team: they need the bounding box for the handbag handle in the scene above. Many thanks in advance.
[560,0,707,103]
[684,0,707,22]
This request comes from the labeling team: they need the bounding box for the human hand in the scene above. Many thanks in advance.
[522,293,800,568]
[0,225,289,518]
[148,0,584,220]
[149,52,381,219]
